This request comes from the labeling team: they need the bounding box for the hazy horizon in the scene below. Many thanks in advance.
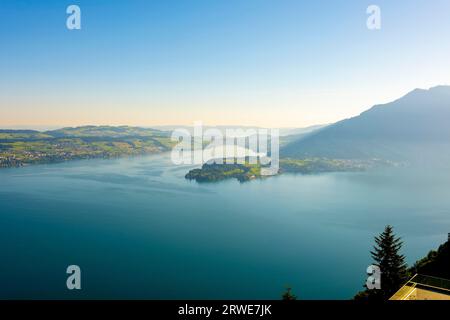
[1,85,448,131]
[0,123,325,131]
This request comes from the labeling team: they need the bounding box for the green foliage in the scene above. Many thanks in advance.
[186,157,385,183]
[371,225,408,298]
[185,158,263,183]
[280,158,387,174]
[281,287,297,300]
[355,225,408,301]
[409,240,449,279]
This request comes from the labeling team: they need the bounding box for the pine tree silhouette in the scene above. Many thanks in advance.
[370,225,408,300]
[355,225,408,300]
[282,287,297,300]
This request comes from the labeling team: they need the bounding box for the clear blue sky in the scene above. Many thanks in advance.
[1,0,450,128]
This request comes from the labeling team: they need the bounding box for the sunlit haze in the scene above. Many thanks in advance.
[1,0,450,129]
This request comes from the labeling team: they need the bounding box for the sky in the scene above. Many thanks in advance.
[1,0,450,129]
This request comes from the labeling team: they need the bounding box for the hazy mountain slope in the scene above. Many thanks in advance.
[278,124,328,137]
[282,86,450,161]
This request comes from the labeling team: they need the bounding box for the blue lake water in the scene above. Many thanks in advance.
[0,153,449,299]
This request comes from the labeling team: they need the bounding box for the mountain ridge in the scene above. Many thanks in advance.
[281,86,450,161]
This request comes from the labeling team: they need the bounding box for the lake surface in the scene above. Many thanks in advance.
[0,153,449,299]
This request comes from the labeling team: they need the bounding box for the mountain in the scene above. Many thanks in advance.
[151,124,327,137]
[278,124,328,137]
[279,124,329,147]
[282,86,450,162]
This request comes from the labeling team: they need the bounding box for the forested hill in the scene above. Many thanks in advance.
[0,126,173,168]
[411,240,450,280]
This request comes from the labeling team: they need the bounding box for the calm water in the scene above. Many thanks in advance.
[0,153,449,299]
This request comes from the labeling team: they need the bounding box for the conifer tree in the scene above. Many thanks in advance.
[355,225,408,300]
[282,287,297,300]
[369,225,408,300]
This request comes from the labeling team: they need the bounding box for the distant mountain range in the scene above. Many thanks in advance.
[150,124,327,137]
[2,86,450,169]
[282,86,450,163]
[0,125,167,139]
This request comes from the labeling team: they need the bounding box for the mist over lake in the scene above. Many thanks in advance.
[0,153,448,299]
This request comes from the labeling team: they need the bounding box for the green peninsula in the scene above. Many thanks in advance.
[185,159,264,183]
[185,157,391,183]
